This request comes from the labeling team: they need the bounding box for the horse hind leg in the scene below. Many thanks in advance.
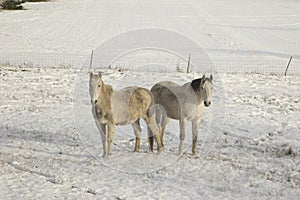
[144,114,163,152]
[147,127,154,153]
[145,106,155,152]
[159,111,169,148]
[151,104,168,150]
[132,119,141,152]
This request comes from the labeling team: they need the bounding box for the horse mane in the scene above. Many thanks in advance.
[95,80,113,109]
[102,83,113,98]
[191,76,213,92]
[191,78,201,91]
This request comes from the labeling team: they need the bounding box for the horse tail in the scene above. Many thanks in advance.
[147,88,168,128]
[147,90,155,115]
[147,89,166,151]
[147,88,163,119]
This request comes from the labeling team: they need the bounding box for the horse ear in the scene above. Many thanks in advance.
[89,72,93,78]
[209,74,213,81]
[98,72,102,78]
[191,78,201,91]
[201,74,206,85]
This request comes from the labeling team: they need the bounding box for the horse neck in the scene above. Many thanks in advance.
[196,89,204,104]
[187,83,204,104]
[97,83,113,108]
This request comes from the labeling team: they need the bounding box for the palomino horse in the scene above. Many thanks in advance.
[151,74,213,156]
[89,72,163,157]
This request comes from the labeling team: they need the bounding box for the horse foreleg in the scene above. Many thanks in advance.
[192,120,201,156]
[107,120,115,155]
[154,105,168,148]
[179,118,187,155]
[95,121,107,158]
[132,119,141,152]
[147,127,154,153]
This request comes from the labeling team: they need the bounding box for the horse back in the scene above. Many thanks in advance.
[112,87,153,124]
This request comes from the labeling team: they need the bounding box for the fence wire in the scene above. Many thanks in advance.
[0,51,299,75]
[0,52,87,68]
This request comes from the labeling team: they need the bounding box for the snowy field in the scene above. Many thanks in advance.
[1,0,300,199]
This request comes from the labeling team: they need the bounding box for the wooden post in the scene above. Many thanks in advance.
[284,56,292,76]
[186,53,191,74]
[89,49,94,69]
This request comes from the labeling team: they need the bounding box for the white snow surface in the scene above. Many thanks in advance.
[0,0,300,199]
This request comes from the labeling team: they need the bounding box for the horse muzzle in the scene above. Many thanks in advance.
[204,101,211,107]
[91,99,98,105]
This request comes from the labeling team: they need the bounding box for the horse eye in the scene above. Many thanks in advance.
[98,85,101,88]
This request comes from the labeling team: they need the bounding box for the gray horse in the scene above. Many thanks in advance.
[89,72,163,157]
[151,74,213,156]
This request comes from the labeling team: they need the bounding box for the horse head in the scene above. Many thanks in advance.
[191,74,213,107]
[89,72,104,105]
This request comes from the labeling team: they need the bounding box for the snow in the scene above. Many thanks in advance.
[0,0,300,199]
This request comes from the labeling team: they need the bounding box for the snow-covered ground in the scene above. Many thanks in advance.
[0,0,300,199]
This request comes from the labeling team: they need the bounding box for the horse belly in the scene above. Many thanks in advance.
[152,85,181,120]
[111,105,131,125]
[111,94,131,125]
[158,97,181,120]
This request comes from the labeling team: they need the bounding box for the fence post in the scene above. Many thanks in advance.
[284,56,292,76]
[89,49,94,70]
[186,53,191,74]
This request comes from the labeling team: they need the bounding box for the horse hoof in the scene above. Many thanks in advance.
[157,146,164,152]
[192,152,198,156]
